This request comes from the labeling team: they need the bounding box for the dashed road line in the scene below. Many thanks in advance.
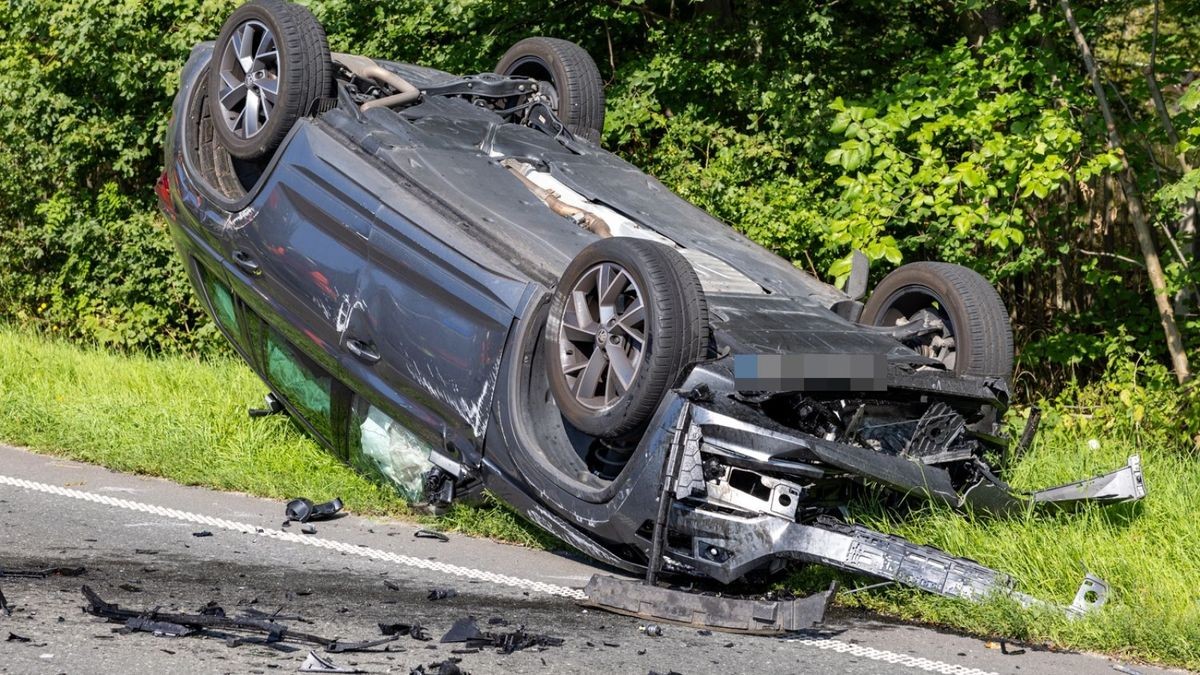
[0,472,998,675]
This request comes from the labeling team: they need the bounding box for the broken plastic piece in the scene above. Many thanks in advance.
[1032,456,1146,506]
[584,575,833,635]
[125,616,195,637]
[286,497,345,523]
[427,588,457,601]
[192,531,213,538]
[642,624,663,637]
[0,566,85,579]
[1067,573,1109,617]
[379,622,430,641]
[0,586,10,616]
[327,634,400,653]
[440,617,483,644]
[414,529,449,542]
[7,632,30,642]
[298,650,364,673]
[301,524,318,535]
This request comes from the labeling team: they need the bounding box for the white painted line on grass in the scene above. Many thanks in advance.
[0,473,997,675]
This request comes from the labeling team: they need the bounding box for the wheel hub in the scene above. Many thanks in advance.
[557,262,647,410]
[217,19,280,140]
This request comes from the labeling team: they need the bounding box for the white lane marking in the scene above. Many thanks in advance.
[0,474,585,600]
[791,638,998,675]
[0,473,998,675]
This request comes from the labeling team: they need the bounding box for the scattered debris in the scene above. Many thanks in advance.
[301,525,318,535]
[83,586,335,649]
[134,549,158,555]
[192,531,213,538]
[697,630,712,636]
[414,529,449,542]
[410,659,467,675]
[119,583,142,593]
[327,635,400,653]
[298,650,364,673]
[7,632,31,642]
[0,566,85,579]
[285,497,344,523]
[641,624,663,637]
[125,616,195,638]
[0,586,10,616]
[379,623,431,641]
[1112,664,1145,675]
[439,617,563,654]
[427,589,457,601]
[1000,639,1025,656]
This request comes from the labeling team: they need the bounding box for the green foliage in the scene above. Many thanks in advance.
[0,0,238,354]
[0,0,1195,382]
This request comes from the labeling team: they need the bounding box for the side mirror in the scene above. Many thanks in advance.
[845,249,870,301]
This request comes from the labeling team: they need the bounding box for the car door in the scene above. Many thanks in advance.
[343,180,534,470]
[226,126,378,378]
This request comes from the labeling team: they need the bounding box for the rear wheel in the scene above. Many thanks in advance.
[861,261,1013,381]
[209,0,332,160]
[496,37,605,144]
[545,238,709,439]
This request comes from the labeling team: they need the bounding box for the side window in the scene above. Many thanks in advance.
[349,399,434,502]
[265,328,335,443]
[197,262,239,334]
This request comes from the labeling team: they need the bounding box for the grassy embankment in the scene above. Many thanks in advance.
[1,328,1196,667]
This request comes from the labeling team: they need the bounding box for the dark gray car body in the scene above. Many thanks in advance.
[160,43,1144,608]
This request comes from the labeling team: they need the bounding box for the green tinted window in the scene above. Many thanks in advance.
[200,266,238,333]
[266,330,333,441]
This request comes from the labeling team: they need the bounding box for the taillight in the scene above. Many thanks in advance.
[155,170,176,218]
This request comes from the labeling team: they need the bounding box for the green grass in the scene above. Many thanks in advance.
[1,327,1197,667]
[0,328,550,548]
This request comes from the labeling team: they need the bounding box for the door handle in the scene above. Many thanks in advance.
[233,250,261,276]
[345,338,381,364]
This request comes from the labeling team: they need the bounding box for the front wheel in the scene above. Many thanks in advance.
[861,261,1013,382]
[544,238,709,440]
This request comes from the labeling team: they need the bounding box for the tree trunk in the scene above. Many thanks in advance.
[1059,0,1191,384]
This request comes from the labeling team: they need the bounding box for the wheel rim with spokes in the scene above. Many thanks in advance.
[217,19,280,140]
[558,262,646,411]
[877,286,958,371]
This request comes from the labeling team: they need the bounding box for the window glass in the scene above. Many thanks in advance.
[199,265,238,333]
[350,402,434,502]
[266,329,333,441]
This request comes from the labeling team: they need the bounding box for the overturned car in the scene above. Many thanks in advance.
[158,0,1145,629]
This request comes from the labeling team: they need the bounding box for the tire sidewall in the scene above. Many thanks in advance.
[544,245,658,431]
[209,1,293,159]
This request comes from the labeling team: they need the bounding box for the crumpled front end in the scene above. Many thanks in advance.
[631,359,1144,618]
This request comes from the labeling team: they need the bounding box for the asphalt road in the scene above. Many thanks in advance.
[0,445,1178,675]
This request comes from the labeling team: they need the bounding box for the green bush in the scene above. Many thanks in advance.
[0,0,1195,384]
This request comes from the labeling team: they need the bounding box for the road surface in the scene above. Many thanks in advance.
[0,445,1176,674]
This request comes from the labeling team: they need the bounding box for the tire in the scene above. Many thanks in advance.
[545,238,709,439]
[209,0,332,160]
[496,37,605,144]
[861,262,1013,381]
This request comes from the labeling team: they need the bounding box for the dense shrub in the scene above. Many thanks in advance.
[0,0,1195,388]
